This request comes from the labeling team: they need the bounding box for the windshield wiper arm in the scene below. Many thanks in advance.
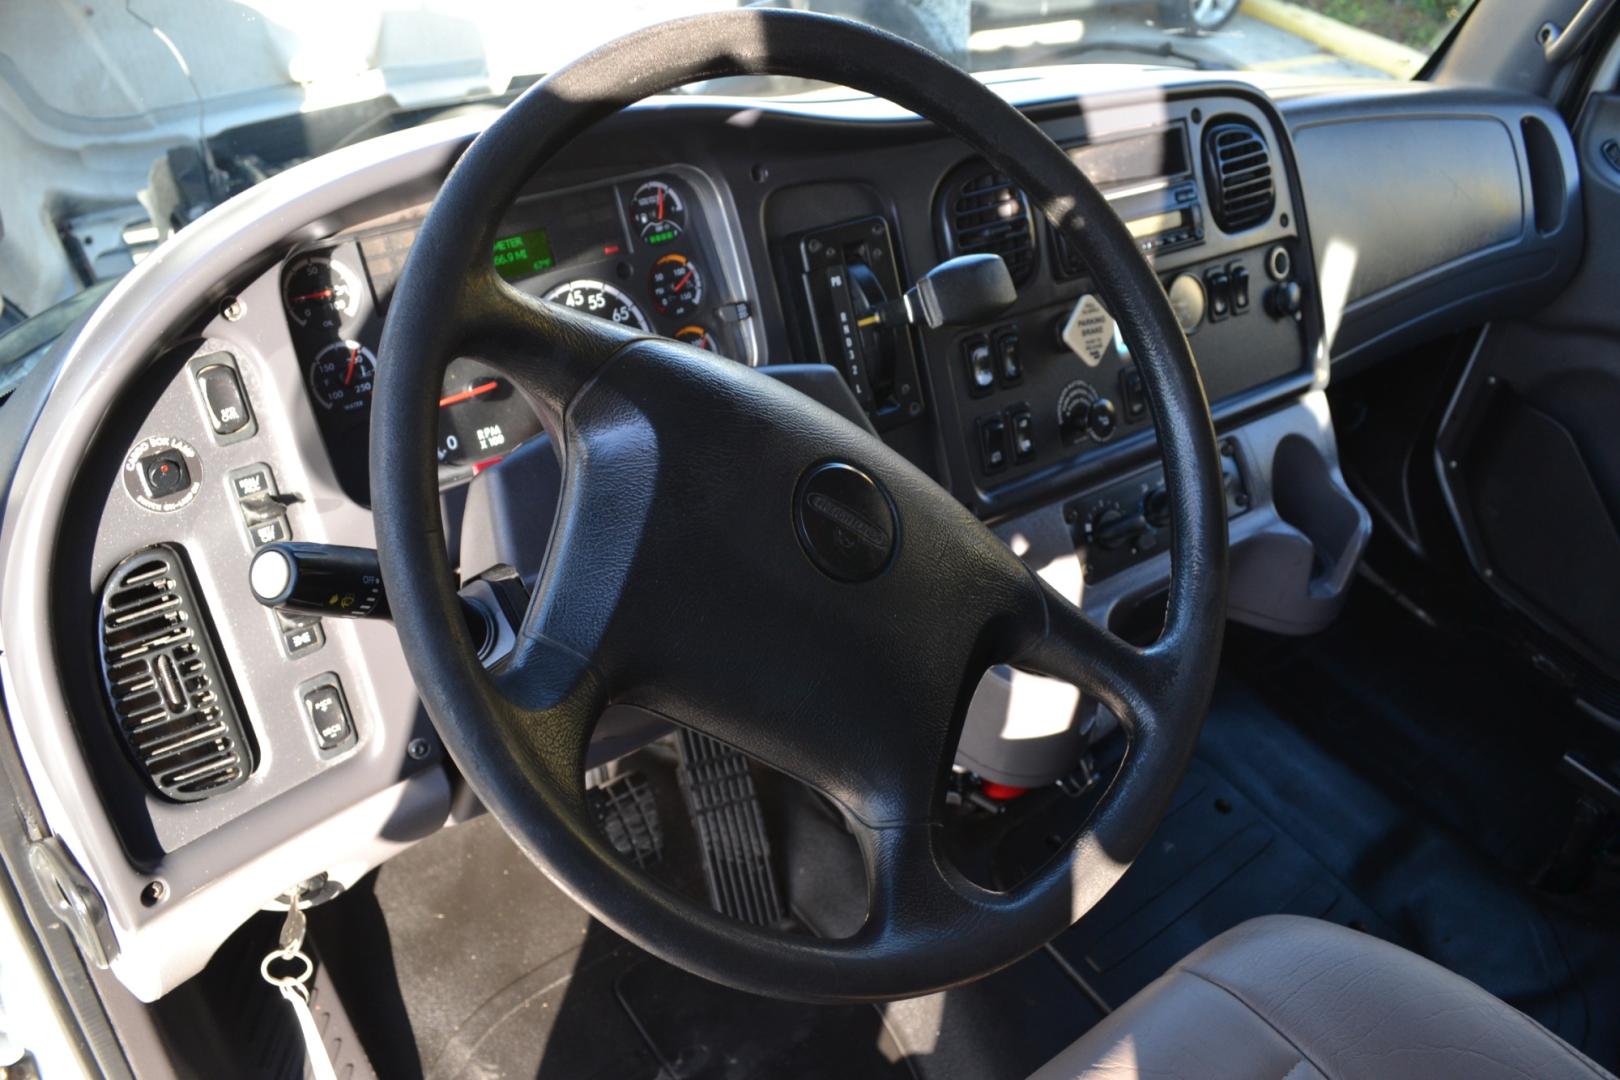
[1062,38,1222,70]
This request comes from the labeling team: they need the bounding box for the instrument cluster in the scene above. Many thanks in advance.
[279,170,743,503]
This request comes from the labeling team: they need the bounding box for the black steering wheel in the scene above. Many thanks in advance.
[372,9,1226,1002]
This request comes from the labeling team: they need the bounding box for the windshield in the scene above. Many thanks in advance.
[0,0,1471,331]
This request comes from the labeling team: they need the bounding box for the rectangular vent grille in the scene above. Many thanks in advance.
[98,546,252,801]
[1204,120,1275,233]
[946,169,1037,285]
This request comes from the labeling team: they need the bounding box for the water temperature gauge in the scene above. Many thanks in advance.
[309,340,375,414]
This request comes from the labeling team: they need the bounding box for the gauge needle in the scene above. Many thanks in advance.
[673,269,695,292]
[291,289,335,302]
[343,346,359,385]
[439,380,499,408]
[657,186,665,221]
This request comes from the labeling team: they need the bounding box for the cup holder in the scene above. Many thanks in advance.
[1228,434,1371,634]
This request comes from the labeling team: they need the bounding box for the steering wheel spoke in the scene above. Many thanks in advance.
[457,270,648,422]
[1013,575,1173,737]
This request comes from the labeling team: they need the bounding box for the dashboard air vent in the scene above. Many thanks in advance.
[938,163,1037,287]
[98,546,253,802]
[1202,119,1275,233]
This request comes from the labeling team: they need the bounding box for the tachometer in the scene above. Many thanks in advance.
[284,254,364,329]
[309,340,375,414]
[437,358,542,470]
[649,253,704,318]
[542,279,651,331]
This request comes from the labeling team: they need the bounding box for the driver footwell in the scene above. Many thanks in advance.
[303,591,1619,1077]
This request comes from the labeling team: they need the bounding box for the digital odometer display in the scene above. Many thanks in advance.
[492,227,556,281]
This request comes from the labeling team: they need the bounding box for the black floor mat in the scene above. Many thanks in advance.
[617,957,909,1078]
[313,813,662,1079]
[313,585,1620,1075]
[1051,753,1389,1005]
[315,806,930,1078]
[1048,674,1620,1070]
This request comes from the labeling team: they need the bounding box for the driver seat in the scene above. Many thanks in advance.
[1031,915,1614,1079]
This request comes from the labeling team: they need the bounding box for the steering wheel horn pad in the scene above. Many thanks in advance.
[372,9,1227,1002]
[793,460,899,582]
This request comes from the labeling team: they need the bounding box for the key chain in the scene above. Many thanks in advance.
[259,883,338,1080]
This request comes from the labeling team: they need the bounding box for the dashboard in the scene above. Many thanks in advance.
[0,65,1582,1001]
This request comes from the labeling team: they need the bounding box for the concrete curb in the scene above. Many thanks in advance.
[1239,0,1426,78]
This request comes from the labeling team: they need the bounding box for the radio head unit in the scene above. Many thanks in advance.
[1052,122,1204,277]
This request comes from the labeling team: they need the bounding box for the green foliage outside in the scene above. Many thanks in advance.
[1291,0,1467,49]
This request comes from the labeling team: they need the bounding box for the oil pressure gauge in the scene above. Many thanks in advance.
[283,253,364,330]
[649,253,704,318]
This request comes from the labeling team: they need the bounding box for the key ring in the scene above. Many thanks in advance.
[260,946,314,989]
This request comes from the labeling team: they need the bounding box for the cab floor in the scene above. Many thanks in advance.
[309,588,1620,1078]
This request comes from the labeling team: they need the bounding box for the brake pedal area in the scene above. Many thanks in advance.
[589,770,665,869]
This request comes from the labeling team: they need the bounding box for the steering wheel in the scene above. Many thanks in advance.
[372,9,1227,1002]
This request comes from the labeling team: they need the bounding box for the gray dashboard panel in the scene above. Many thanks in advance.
[1281,86,1582,369]
[0,113,488,1000]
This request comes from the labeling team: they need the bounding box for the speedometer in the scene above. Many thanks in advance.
[542,279,650,331]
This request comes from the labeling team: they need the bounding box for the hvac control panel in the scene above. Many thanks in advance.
[1065,440,1249,582]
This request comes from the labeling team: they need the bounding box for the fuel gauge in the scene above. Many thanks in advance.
[629,179,684,246]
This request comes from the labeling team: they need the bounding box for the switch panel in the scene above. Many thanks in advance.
[978,415,1009,473]
[1065,440,1249,582]
[964,336,995,397]
[228,463,324,657]
[298,674,357,754]
[188,351,257,444]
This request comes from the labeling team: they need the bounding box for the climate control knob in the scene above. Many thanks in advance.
[1057,380,1097,445]
[1060,399,1091,444]
[1088,398,1118,441]
[1087,505,1151,551]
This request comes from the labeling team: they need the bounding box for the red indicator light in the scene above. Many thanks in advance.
[603,244,622,255]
